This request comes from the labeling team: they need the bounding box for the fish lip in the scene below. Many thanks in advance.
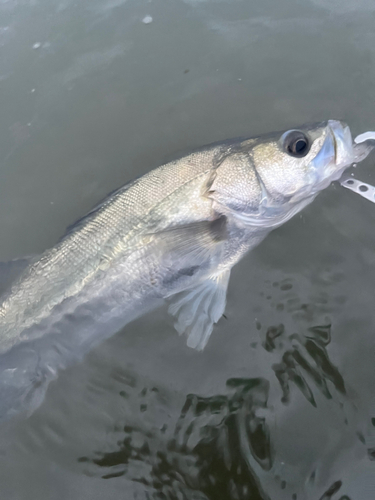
[328,121,338,164]
[321,120,354,183]
[327,119,354,165]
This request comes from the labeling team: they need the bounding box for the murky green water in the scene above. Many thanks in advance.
[1,0,375,498]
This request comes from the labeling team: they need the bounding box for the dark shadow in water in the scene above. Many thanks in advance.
[79,377,272,500]
[76,281,356,500]
[270,323,346,408]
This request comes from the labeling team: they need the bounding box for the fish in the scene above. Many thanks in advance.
[0,119,373,420]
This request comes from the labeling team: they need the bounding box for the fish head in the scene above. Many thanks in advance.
[209,120,374,227]
[251,119,355,200]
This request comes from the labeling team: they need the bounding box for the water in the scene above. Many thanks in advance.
[1,0,375,498]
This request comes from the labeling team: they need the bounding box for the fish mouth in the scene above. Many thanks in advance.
[328,121,338,164]
[327,119,354,173]
[310,120,354,190]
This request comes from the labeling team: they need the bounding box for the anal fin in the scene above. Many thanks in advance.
[168,269,230,351]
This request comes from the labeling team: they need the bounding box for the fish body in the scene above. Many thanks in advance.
[0,119,372,419]
[0,145,258,350]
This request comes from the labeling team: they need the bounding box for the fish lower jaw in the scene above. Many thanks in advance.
[314,161,354,193]
[229,200,313,229]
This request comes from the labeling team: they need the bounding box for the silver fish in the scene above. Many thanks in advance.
[0,119,373,420]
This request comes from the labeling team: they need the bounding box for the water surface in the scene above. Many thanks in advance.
[1,0,375,498]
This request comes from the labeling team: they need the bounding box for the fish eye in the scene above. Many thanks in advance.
[283,130,310,158]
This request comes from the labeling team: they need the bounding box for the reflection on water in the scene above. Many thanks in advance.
[1,0,375,497]
[1,261,374,499]
[255,273,349,411]
[270,323,346,407]
[72,273,370,500]
[80,377,271,499]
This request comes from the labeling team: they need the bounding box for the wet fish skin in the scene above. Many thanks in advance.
[0,119,372,420]
[0,120,364,351]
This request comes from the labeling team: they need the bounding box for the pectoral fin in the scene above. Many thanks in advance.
[168,269,230,351]
[152,216,227,268]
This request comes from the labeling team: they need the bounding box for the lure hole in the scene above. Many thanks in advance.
[346,180,354,185]
[359,185,369,192]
